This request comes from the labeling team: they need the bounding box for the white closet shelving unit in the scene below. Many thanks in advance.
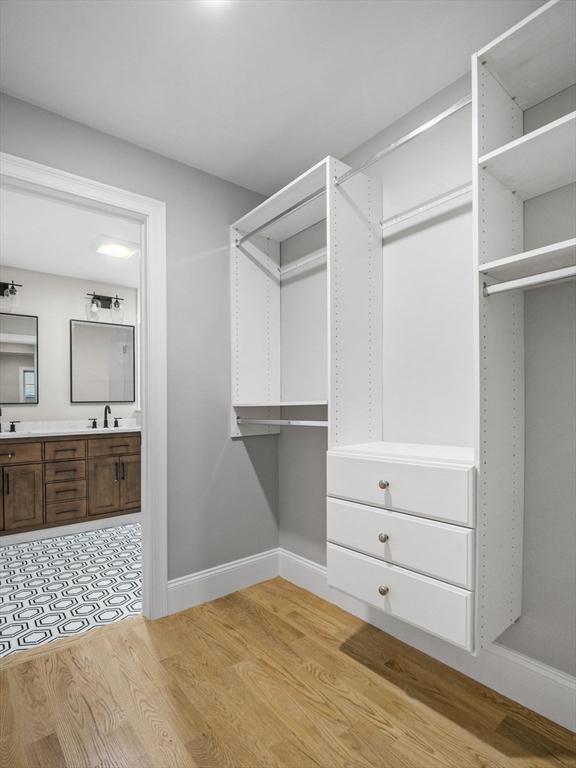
[326,0,575,654]
[230,156,381,438]
[472,0,575,649]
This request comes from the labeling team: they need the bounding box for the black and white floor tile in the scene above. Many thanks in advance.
[0,522,141,657]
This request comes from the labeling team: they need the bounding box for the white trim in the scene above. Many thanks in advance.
[0,512,142,547]
[278,548,576,731]
[0,152,168,620]
[167,548,278,614]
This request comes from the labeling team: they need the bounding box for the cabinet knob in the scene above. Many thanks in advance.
[378,533,389,543]
[378,585,390,596]
[378,480,389,490]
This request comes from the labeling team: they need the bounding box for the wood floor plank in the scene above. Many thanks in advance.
[1,577,572,768]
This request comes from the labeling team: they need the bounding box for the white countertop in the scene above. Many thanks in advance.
[0,425,141,440]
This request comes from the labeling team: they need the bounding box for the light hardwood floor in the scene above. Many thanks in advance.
[1,577,574,768]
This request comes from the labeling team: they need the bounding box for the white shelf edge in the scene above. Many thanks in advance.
[477,110,576,166]
[478,238,576,276]
[474,0,561,59]
[233,401,328,407]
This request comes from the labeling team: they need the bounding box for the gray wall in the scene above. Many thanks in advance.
[0,93,277,580]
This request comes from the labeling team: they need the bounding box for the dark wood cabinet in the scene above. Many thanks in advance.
[3,463,44,531]
[88,456,121,516]
[119,454,141,511]
[0,432,140,535]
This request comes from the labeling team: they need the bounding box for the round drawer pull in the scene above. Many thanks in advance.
[378,480,389,490]
[378,533,389,543]
[378,585,390,596]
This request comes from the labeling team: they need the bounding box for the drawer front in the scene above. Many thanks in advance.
[46,499,87,524]
[45,440,86,462]
[327,454,474,526]
[0,442,42,465]
[327,498,474,588]
[45,479,86,503]
[88,435,140,457]
[327,543,473,650]
[45,460,86,483]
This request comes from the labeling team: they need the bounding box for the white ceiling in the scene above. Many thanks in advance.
[0,0,543,195]
[0,187,141,287]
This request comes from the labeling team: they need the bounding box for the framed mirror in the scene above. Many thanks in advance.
[0,313,39,405]
[70,319,135,403]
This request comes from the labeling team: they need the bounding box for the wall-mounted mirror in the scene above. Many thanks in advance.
[70,319,135,403]
[0,313,39,404]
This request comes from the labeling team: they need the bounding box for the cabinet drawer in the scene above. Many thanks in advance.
[46,499,87,523]
[45,440,86,461]
[45,460,86,483]
[327,543,473,650]
[327,498,474,588]
[327,454,475,526]
[0,442,42,465]
[88,435,140,457]
[45,479,86,503]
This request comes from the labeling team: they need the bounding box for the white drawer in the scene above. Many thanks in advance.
[327,543,473,650]
[327,453,475,526]
[327,498,474,588]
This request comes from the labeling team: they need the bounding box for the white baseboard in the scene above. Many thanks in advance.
[278,548,576,732]
[0,512,142,547]
[165,546,574,730]
[167,548,278,614]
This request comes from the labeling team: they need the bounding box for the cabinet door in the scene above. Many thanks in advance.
[119,455,141,511]
[88,457,120,516]
[3,464,44,531]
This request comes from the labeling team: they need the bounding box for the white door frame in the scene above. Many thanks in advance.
[0,152,168,619]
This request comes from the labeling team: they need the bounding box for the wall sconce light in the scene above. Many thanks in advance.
[0,280,22,298]
[0,280,22,311]
[86,291,125,318]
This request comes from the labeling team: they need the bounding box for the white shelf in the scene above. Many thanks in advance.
[233,400,327,408]
[479,239,576,280]
[479,111,576,200]
[477,0,576,110]
[328,441,475,468]
[232,158,328,242]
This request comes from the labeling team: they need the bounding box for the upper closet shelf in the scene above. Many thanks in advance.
[476,0,576,109]
[479,111,576,199]
[233,401,328,408]
[479,239,576,280]
[233,158,328,244]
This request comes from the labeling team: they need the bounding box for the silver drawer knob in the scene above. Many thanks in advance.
[378,585,390,596]
[378,480,389,490]
[378,533,389,543]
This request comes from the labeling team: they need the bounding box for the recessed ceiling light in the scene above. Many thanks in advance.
[94,237,139,259]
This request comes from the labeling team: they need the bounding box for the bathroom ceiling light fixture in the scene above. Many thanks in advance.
[94,236,139,259]
[86,291,125,311]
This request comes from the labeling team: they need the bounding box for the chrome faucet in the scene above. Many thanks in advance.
[103,404,111,428]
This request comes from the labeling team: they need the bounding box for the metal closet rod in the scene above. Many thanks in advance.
[335,94,472,187]
[484,266,576,296]
[381,183,472,230]
[237,418,328,427]
[235,94,472,245]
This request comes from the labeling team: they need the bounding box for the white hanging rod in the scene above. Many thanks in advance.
[235,187,325,246]
[381,183,472,231]
[280,247,327,277]
[484,266,576,296]
[237,418,328,428]
[335,95,472,188]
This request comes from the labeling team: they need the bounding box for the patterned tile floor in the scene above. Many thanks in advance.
[0,522,141,657]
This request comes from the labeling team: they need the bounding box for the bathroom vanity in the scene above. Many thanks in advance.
[0,430,141,534]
